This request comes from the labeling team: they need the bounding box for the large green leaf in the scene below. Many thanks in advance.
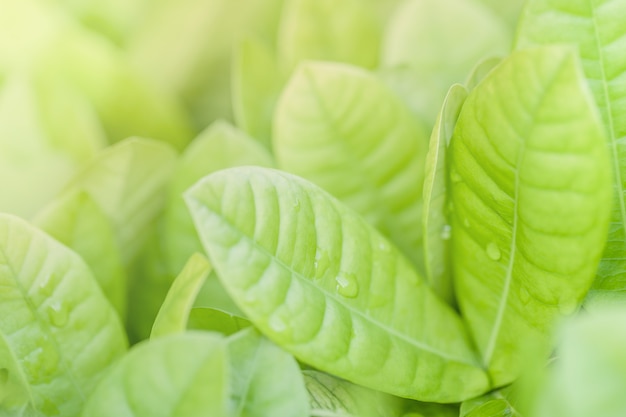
[533,307,626,417]
[274,62,429,270]
[304,370,404,417]
[0,214,127,416]
[80,332,229,417]
[277,0,381,72]
[515,0,626,308]
[226,328,309,417]
[422,84,468,304]
[185,167,488,402]
[34,192,126,317]
[450,46,612,386]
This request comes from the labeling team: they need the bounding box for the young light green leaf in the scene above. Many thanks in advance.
[187,308,250,336]
[163,120,274,276]
[0,72,105,218]
[533,307,626,417]
[34,191,127,318]
[274,62,429,270]
[450,46,612,386]
[151,253,211,339]
[0,214,127,416]
[304,370,404,417]
[382,0,511,124]
[64,137,177,264]
[232,37,283,148]
[464,57,502,91]
[127,0,284,127]
[227,328,309,417]
[460,389,522,417]
[277,0,381,72]
[515,0,626,309]
[80,332,229,417]
[422,84,468,304]
[186,166,489,402]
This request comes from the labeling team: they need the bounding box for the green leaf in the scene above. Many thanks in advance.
[460,389,522,417]
[422,84,468,304]
[127,0,284,127]
[0,72,105,218]
[151,253,211,339]
[65,137,177,264]
[274,62,429,270]
[450,46,612,386]
[533,307,626,417]
[232,37,284,148]
[80,332,229,417]
[0,214,127,416]
[163,120,274,276]
[227,328,309,417]
[187,308,250,336]
[515,0,626,308]
[277,0,381,72]
[304,370,404,417]
[464,57,502,91]
[185,166,489,402]
[381,0,511,124]
[34,192,127,318]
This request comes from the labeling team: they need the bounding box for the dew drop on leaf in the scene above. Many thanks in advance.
[47,302,69,327]
[336,272,359,298]
[269,314,288,333]
[293,198,301,212]
[486,242,501,261]
[440,224,452,240]
[314,249,330,278]
[450,169,462,183]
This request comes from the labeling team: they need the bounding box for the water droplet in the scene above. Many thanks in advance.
[39,274,58,296]
[336,272,359,298]
[24,338,60,383]
[440,224,452,240]
[293,198,301,212]
[519,287,531,305]
[269,314,288,333]
[559,300,578,315]
[0,368,8,386]
[47,302,69,327]
[450,169,462,183]
[486,242,501,261]
[314,250,330,278]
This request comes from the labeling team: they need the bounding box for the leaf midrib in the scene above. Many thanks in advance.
[194,200,479,367]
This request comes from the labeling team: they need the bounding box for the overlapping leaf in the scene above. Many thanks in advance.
[0,214,127,416]
[186,166,488,402]
[274,62,428,269]
[451,46,612,386]
[516,0,626,308]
